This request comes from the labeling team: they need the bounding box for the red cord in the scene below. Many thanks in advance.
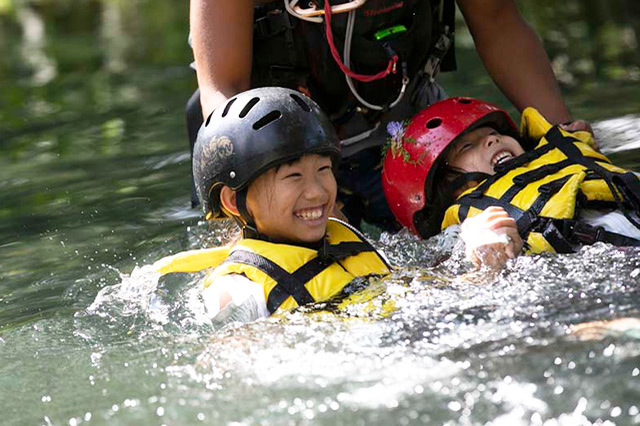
[323,2,397,82]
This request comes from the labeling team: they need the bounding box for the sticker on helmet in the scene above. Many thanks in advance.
[201,136,234,168]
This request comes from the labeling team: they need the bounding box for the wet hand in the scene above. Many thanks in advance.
[560,119,593,134]
[460,206,523,269]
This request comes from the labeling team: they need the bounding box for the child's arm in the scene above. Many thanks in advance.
[201,274,270,326]
[459,206,523,269]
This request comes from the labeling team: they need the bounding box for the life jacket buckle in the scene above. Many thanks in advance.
[512,174,525,185]
[567,221,603,246]
[538,183,554,195]
[318,239,337,265]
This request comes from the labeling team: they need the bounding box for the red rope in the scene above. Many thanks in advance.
[323,2,397,82]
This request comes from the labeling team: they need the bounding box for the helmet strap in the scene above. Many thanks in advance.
[416,171,491,238]
[445,171,491,198]
[235,189,263,240]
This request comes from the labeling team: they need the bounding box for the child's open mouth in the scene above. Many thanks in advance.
[294,205,325,221]
[491,150,514,169]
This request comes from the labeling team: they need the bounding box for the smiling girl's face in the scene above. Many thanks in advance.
[445,126,524,175]
[245,154,337,244]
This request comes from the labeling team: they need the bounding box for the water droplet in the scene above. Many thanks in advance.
[603,344,616,357]
[448,401,462,412]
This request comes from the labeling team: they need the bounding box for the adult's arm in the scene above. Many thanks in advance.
[190,0,255,118]
[456,0,572,124]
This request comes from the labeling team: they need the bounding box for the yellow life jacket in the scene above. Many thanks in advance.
[152,218,392,314]
[441,108,640,253]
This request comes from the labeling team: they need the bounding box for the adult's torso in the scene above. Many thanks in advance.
[251,0,436,115]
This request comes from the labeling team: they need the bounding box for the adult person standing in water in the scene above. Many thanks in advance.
[186,0,583,231]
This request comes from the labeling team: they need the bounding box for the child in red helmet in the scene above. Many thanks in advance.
[382,97,640,269]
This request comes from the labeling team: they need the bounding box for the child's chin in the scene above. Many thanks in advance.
[297,224,327,242]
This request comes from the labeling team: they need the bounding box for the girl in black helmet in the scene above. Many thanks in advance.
[155,87,390,324]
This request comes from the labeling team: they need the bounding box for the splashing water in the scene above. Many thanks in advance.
[64,222,640,425]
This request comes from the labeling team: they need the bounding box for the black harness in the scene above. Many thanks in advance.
[251,0,456,116]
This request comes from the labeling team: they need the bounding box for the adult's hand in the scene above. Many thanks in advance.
[560,120,599,151]
[560,120,594,134]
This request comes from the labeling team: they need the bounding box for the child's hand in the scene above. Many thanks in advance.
[460,206,523,269]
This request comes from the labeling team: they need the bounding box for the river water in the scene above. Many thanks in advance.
[1,1,640,425]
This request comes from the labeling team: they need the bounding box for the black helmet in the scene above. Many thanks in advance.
[193,87,341,219]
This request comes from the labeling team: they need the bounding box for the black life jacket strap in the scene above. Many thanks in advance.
[254,4,295,42]
[288,241,375,292]
[492,142,555,174]
[419,0,457,81]
[532,218,576,253]
[514,175,573,238]
[512,159,572,187]
[222,250,316,315]
[455,176,572,243]
[454,192,524,228]
[464,143,555,199]
[557,219,640,247]
[531,218,640,252]
[224,233,380,314]
[445,172,491,200]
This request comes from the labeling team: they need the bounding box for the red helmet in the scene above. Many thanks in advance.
[382,97,517,237]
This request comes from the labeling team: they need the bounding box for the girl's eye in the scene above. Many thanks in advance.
[459,143,472,152]
[318,165,332,172]
[284,172,302,179]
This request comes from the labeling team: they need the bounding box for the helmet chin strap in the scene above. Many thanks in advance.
[446,171,492,198]
[234,189,262,240]
[416,171,492,239]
